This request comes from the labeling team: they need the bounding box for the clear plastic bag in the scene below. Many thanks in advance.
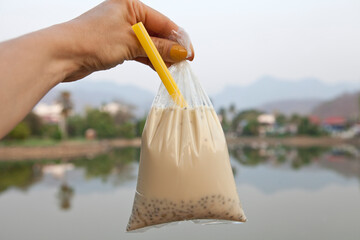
[127,30,246,232]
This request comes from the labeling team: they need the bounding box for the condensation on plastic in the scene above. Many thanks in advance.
[126,28,246,232]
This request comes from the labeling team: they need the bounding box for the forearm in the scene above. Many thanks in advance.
[0,24,77,138]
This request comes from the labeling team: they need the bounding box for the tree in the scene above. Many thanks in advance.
[358,94,360,121]
[219,107,230,133]
[242,119,260,136]
[228,103,236,122]
[231,109,262,134]
[117,122,135,138]
[85,109,117,138]
[67,115,86,137]
[135,116,147,137]
[23,112,43,136]
[289,114,301,124]
[276,114,287,126]
[297,117,323,136]
[7,122,31,140]
[112,101,136,125]
[42,124,62,140]
[58,91,73,139]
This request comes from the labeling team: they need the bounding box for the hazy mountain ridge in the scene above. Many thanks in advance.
[211,76,360,110]
[258,98,324,116]
[39,80,154,116]
[38,77,360,117]
[311,92,360,119]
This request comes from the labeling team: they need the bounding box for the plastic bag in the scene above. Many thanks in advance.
[126,30,246,232]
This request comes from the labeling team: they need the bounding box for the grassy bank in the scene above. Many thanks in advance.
[0,138,88,147]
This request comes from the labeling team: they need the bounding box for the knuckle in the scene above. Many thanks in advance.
[156,40,169,57]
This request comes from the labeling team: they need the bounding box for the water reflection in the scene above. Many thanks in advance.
[0,147,140,204]
[229,145,360,181]
[0,145,359,240]
[0,161,42,193]
[58,183,74,210]
[230,145,329,169]
[0,145,359,206]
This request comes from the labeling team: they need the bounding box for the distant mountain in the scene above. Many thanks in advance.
[311,92,360,119]
[38,77,360,118]
[258,98,323,116]
[39,80,154,116]
[211,76,360,110]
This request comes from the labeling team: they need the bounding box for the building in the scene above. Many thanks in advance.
[101,101,133,116]
[33,103,62,123]
[322,116,346,133]
[257,114,276,137]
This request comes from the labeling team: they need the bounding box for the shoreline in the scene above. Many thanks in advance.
[0,136,359,161]
[226,136,360,147]
[0,138,141,161]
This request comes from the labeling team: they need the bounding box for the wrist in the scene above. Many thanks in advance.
[41,23,85,83]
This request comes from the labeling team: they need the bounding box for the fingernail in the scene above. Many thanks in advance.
[170,44,187,61]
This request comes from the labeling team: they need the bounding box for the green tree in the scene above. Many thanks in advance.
[7,122,31,140]
[358,94,360,121]
[67,115,86,137]
[219,107,230,132]
[297,117,323,136]
[85,109,117,138]
[135,117,147,137]
[117,122,135,138]
[289,114,301,124]
[42,124,62,140]
[24,112,43,136]
[276,114,287,126]
[228,103,237,121]
[242,119,259,136]
[231,109,262,134]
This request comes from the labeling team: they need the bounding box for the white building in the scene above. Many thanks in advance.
[257,114,276,125]
[101,101,133,116]
[33,103,62,123]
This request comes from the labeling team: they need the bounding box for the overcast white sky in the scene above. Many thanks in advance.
[1,0,360,94]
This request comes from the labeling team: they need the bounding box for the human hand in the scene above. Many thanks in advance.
[59,0,195,82]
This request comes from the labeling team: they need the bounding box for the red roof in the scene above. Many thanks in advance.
[323,117,346,126]
[309,116,321,125]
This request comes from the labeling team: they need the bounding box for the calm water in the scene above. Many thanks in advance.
[0,145,359,240]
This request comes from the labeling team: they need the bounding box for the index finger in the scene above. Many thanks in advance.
[135,1,178,38]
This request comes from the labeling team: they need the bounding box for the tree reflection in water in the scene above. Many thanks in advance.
[0,145,359,201]
[73,147,139,182]
[0,147,139,198]
[57,183,74,210]
[229,144,360,182]
[0,161,43,194]
[230,145,330,169]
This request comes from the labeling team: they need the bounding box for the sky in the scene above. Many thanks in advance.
[1,0,360,94]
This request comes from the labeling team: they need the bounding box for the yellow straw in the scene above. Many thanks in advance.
[132,22,187,108]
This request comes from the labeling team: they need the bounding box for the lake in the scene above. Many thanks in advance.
[0,145,359,240]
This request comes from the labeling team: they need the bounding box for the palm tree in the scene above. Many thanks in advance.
[58,91,73,139]
[228,103,236,129]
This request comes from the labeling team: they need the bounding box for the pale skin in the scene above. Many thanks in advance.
[0,0,194,139]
